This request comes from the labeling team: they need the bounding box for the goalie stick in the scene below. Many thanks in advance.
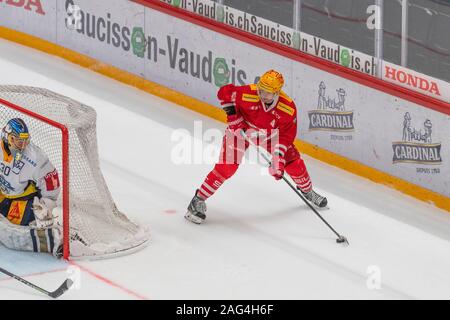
[0,266,73,298]
[240,130,349,246]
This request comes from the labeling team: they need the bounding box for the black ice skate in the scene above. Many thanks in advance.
[185,190,207,224]
[300,189,328,208]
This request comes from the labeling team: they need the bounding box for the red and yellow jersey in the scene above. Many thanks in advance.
[218,83,297,154]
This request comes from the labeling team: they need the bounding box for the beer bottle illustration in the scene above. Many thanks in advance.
[340,48,350,67]
[216,5,225,23]
[132,27,146,58]
[172,0,181,8]
[213,58,230,87]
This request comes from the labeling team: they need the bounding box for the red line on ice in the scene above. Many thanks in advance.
[69,261,149,300]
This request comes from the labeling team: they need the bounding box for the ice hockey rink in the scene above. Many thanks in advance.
[0,38,449,300]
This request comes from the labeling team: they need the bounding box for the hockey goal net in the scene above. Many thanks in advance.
[0,86,149,259]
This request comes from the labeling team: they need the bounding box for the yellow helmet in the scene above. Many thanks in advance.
[257,69,284,93]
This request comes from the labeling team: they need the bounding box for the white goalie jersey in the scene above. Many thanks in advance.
[0,141,60,201]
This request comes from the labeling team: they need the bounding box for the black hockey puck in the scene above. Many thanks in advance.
[336,236,348,244]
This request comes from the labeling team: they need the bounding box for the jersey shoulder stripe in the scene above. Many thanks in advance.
[277,102,295,116]
[242,93,260,103]
[279,90,293,103]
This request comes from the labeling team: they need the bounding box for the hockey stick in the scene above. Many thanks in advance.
[240,130,349,245]
[0,266,73,298]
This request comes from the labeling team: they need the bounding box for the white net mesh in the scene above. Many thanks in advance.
[0,86,149,259]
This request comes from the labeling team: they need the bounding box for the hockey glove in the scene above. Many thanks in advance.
[227,114,247,133]
[269,153,285,180]
[32,197,57,229]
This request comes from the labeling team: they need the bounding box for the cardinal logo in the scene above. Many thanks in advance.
[308,82,354,132]
[392,113,442,164]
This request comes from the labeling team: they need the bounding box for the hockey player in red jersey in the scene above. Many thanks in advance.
[186,70,327,224]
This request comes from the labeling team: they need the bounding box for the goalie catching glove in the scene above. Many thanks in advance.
[32,197,57,229]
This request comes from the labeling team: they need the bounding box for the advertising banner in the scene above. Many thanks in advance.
[56,0,145,77]
[0,0,57,42]
[158,0,378,78]
[143,7,294,106]
[383,62,450,104]
[160,0,295,47]
[294,62,449,196]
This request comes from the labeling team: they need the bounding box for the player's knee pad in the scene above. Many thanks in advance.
[284,145,301,163]
[220,134,247,164]
[213,163,240,180]
[285,157,307,177]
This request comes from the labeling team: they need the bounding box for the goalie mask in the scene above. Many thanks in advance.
[2,118,30,160]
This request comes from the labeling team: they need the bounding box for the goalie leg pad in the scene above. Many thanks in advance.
[30,227,60,255]
[0,214,62,256]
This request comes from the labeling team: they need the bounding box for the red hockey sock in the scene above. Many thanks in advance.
[285,158,312,193]
[197,168,227,200]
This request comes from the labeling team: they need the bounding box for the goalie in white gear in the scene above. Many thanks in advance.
[0,118,62,257]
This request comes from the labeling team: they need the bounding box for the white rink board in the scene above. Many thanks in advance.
[0,0,57,42]
[56,0,146,78]
[293,62,449,196]
[0,0,448,197]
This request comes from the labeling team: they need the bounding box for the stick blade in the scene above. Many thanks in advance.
[49,279,73,299]
[336,236,349,246]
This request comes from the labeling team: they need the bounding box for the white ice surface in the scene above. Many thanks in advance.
[0,38,449,300]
